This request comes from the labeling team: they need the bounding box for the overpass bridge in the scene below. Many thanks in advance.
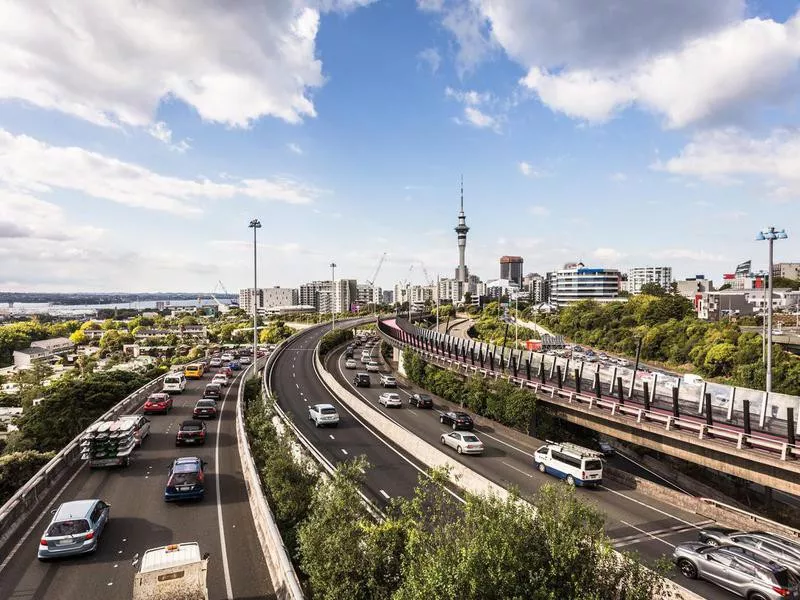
[378,317,800,497]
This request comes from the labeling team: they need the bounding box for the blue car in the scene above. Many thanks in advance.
[164,457,206,502]
[229,360,240,371]
[38,499,110,560]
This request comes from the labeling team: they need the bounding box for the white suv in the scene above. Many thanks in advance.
[308,403,340,427]
[380,374,397,387]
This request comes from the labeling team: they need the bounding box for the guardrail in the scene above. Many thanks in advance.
[236,355,304,600]
[0,369,169,552]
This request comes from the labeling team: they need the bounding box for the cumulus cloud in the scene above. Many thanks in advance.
[445,87,502,131]
[0,129,325,216]
[287,142,304,155]
[0,0,373,131]
[417,47,442,73]
[655,127,800,199]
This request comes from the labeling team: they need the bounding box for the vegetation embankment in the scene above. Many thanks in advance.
[245,381,665,599]
[319,329,354,356]
[538,293,800,395]
[468,302,540,345]
[402,348,559,439]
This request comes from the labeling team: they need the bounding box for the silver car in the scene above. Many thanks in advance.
[38,499,110,560]
[699,528,800,576]
[674,542,799,599]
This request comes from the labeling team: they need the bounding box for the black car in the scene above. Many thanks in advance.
[409,393,433,408]
[193,399,218,419]
[176,420,207,446]
[203,383,222,400]
[353,372,370,387]
[345,347,354,359]
[440,411,474,430]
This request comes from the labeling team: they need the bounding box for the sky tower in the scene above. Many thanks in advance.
[454,175,469,283]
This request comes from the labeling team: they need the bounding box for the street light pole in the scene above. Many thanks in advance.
[514,295,519,348]
[248,219,262,375]
[756,227,788,396]
[330,262,337,332]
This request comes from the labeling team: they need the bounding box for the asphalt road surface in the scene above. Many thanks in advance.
[0,369,273,600]
[329,342,737,600]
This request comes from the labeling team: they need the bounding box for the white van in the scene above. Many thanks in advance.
[534,441,604,487]
[133,542,209,600]
[162,373,187,395]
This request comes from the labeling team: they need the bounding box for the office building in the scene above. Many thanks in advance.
[500,256,524,286]
[625,266,673,295]
[773,263,800,280]
[523,273,548,303]
[676,275,714,299]
[548,262,622,308]
[484,278,521,299]
[238,287,297,315]
[382,289,394,304]
[356,283,381,307]
[298,281,330,311]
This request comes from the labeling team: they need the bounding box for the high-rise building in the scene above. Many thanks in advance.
[356,284,381,307]
[454,176,470,283]
[523,273,547,303]
[238,287,297,315]
[773,262,800,280]
[500,256,524,286]
[298,281,330,311]
[548,262,622,308]
[676,275,714,299]
[625,266,673,295]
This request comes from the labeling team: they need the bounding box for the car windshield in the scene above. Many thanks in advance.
[164,377,180,384]
[181,424,202,431]
[455,413,470,419]
[773,568,791,588]
[463,435,480,442]
[47,519,90,536]
[197,400,215,407]
[418,394,431,400]
[173,461,200,473]
[584,459,603,471]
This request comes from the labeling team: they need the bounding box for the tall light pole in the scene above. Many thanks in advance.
[248,219,262,373]
[756,227,788,396]
[407,283,411,321]
[514,294,519,348]
[330,262,337,332]
[435,274,440,332]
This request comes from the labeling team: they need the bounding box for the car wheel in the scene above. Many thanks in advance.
[538,462,546,473]
[440,436,446,445]
[747,594,769,600]
[439,416,445,423]
[314,420,319,428]
[452,422,457,430]
[566,475,576,486]
[677,559,697,580]
[704,538,719,547]
[457,446,463,455]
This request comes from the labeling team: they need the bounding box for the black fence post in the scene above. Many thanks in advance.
[575,369,581,394]
[595,371,601,398]
[512,355,518,377]
[540,357,546,383]
[470,347,475,365]
[704,393,714,426]
[556,366,563,389]
[489,353,495,371]
[787,407,796,447]
[672,387,680,418]
[499,347,506,372]
[616,377,624,404]
[643,381,651,412]
[526,359,531,380]
[743,399,752,436]
[479,349,485,367]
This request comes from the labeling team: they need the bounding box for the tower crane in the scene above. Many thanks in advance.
[367,252,387,286]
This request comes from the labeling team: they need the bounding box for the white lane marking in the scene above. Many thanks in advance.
[329,434,335,440]
[215,372,239,600]
[295,383,300,389]
[599,485,704,529]
[341,449,349,455]
[0,460,87,573]
[293,372,296,378]
[613,520,714,548]
[501,461,534,478]
[619,520,676,549]
[405,409,417,416]
[380,490,391,500]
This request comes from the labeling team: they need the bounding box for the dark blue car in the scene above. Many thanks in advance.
[164,457,206,502]
[229,360,241,371]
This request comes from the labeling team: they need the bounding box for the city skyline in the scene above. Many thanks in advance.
[1,1,798,293]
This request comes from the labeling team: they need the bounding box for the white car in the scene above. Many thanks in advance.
[344,358,357,369]
[379,374,397,387]
[212,374,228,387]
[366,361,380,373]
[360,354,371,363]
[308,403,339,427]
[378,392,402,408]
[220,352,234,362]
[239,356,252,365]
[440,431,485,455]
[209,357,222,367]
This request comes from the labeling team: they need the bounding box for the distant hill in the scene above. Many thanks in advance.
[0,292,237,306]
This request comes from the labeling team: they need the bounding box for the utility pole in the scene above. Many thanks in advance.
[330,262,337,332]
[248,219,262,376]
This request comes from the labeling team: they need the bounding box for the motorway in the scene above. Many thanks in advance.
[327,342,736,600]
[0,370,273,600]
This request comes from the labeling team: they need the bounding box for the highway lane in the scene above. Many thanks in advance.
[329,344,735,600]
[0,369,273,600]
[269,325,433,509]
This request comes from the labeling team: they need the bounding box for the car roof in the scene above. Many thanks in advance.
[54,499,97,520]
[140,542,201,574]
[451,411,470,416]
[173,456,201,465]
[314,403,336,410]
[715,546,788,572]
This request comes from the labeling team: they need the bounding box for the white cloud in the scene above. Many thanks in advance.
[417,47,442,73]
[461,106,497,130]
[147,121,191,153]
[610,172,628,182]
[655,127,800,199]
[287,142,304,155]
[649,248,727,262]
[0,129,325,216]
[528,205,550,217]
[446,87,501,131]
[445,87,492,105]
[592,247,626,261]
[425,2,800,129]
[0,0,373,132]
[419,0,495,74]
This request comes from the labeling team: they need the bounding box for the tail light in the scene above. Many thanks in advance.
[772,587,791,598]
[40,538,47,546]
[197,472,205,484]
[85,531,95,540]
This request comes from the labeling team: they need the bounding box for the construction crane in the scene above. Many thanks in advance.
[419,262,434,287]
[367,252,387,286]
[209,280,232,313]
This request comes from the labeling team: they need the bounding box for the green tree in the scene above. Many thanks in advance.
[639,282,667,296]
[0,450,55,505]
[69,329,87,345]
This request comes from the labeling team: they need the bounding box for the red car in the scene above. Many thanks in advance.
[143,392,173,415]
[219,366,233,378]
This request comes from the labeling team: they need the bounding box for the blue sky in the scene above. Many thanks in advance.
[1,0,799,293]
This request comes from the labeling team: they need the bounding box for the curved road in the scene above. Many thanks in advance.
[327,343,734,600]
[0,370,273,600]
